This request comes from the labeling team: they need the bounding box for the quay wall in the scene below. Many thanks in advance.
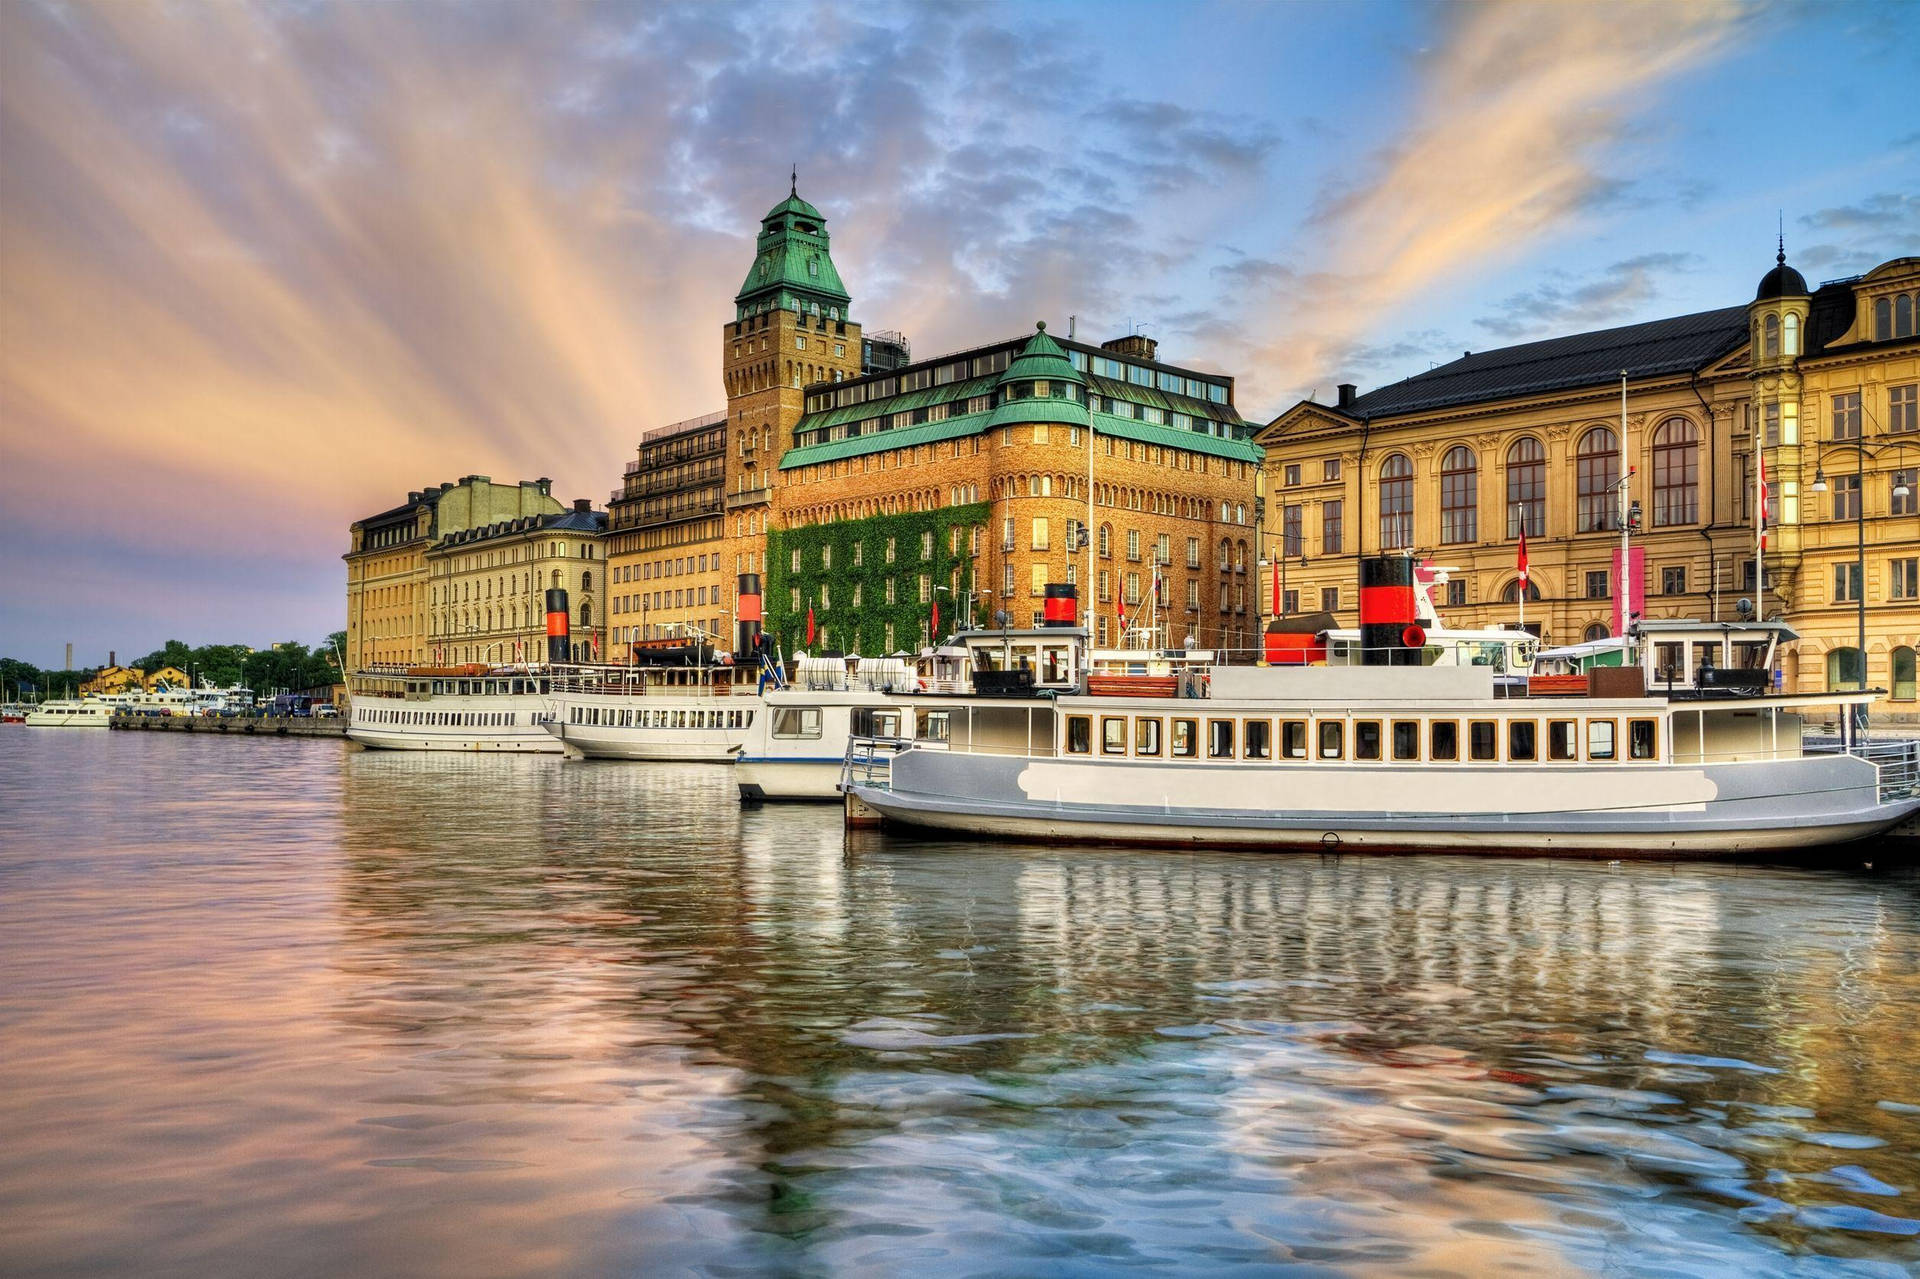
[109,716,346,739]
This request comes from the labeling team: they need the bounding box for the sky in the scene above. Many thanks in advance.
[1,0,1917,667]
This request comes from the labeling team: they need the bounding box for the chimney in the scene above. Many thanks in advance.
[407,491,422,504]
[537,477,552,496]
[109,650,116,669]
[1100,334,1158,362]
[574,498,591,513]
[1336,384,1356,409]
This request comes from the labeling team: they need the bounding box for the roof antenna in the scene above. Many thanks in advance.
[1777,210,1785,265]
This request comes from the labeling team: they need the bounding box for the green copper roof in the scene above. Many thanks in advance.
[987,390,1091,429]
[1091,411,1264,463]
[735,184,851,309]
[1000,322,1084,385]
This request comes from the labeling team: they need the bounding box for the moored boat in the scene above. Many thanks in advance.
[23,697,115,728]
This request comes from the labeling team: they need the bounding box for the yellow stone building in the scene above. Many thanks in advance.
[344,476,568,669]
[1258,252,1920,707]
[425,498,606,665]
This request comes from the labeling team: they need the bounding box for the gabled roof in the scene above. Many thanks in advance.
[1347,306,1750,419]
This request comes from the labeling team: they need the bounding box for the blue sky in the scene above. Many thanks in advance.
[1,0,1916,666]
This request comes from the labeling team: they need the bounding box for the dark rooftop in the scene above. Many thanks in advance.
[1347,306,1749,419]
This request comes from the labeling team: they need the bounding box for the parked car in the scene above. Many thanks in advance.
[313,704,339,718]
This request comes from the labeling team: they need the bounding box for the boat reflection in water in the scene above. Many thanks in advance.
[2,732,1915,1277]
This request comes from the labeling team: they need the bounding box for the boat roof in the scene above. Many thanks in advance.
[1634,619,1799,640]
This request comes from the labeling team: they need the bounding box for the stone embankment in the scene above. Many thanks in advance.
[110,716,346,738]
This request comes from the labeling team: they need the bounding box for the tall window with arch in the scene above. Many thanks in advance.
[1501,579,1542,604]
[1506,437,1546,537]
[1378,453,1413,549]
[1651,418,1699,526]
[1439,445,1478,544]
[1576,428,1619,532]
[1763,313,1780,359]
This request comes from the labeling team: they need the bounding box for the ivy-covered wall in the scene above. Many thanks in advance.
[766,503,990,654]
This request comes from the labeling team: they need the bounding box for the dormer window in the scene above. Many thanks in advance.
[807,258,819,277]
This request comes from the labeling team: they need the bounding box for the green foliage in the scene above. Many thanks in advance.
[766,503,989,655]
[0,635,344,700]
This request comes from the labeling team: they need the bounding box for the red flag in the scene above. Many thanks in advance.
[1271,551,1282,617]
[1516,526,1530,587]
[805,602,816,646]
[1758,449,1769,551]
[931,598,939,635]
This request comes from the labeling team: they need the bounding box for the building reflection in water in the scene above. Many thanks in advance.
[328,752,1920,1274]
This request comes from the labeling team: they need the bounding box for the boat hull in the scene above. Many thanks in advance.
[545,721,744,763]
[347,725,561,753]
[736,756,844,801]
[850,750,1917,857]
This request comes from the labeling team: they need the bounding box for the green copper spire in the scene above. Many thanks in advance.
[735,181,852,318]
[989,322,1090,429]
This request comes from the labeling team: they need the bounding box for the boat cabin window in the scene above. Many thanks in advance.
[1733,640,1770,670]
[1067,716,1091,754]
[1041,645,1071,684]
[1354,721,1382,761]
[1431,721,1458,761]
[1318,721,1343,760]
[1245,720,1272,760]
[1171,719,1198,758]
[1588,720,1616,760]
[772,707,822,739]
[1102,717,1127,754]
[1392,721,1420,761]
[1508,720,1537,762]
[1628,719,1658,759]
[1548,720,1577,761]
[919,711,950,743]
[1469,721,1497,761]
[1653,643,1686,682]
[1281,720,1308,759]
[1135,718,1163,756]
[1208,719,1235,759]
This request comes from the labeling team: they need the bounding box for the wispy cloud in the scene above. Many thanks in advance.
[1474,252,1700,340]
[1225,0,1745,402]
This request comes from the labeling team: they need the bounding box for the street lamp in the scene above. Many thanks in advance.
[1810,431,1916,721]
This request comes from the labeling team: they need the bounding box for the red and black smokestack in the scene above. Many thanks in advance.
[736,573,763,656]
[545,587,571,664]
[1358,555,1426,666]
[1041,583,1077,628]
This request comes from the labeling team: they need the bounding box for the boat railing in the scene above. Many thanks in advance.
[1847,738,1920,803]
[840,735,910,794]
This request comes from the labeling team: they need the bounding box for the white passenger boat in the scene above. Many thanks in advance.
[737,629,1088,801]
[348,666,563,753]
[542,647,761,763]
[23,697,115,728]
[844,589,1920,856]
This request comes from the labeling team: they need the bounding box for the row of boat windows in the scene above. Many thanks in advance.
[1064,715,1660,764]
[567,706,753,729]
[362,708,522,727]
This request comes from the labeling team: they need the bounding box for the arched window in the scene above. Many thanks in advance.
[1501,579,1541,603]
[1506,437,1545,537]
[1440,446,1478,544]
[579,600,592,628]
[1893,647,1917,701]
[1826,647,1865,690]
[1584,622,1610,642]
[1378,453,1413,549]
[582,570,593,591]
[1651,418,1699,526]
[1898,294,1915,339]
[1098,523,1112,558]
[1763,313,1780,359]
[1783,312,1799,356]
[1576,428,1619,532]
[1876,296,1893,341]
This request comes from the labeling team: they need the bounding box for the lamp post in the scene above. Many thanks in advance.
[1811,432,1916,724]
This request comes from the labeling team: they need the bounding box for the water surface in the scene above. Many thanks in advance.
[1,731,1917,1276]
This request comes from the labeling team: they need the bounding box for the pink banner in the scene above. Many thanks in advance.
[1612,546,1645,636]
